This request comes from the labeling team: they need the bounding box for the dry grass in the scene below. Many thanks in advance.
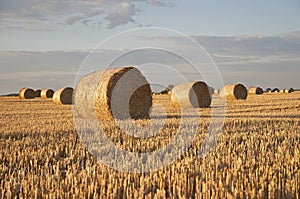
[0,92,299,198]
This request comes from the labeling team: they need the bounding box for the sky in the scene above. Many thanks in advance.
[0,0,300,94]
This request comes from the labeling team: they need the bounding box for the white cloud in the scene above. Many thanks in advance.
[105,3,139,29]
[0,0,172,30]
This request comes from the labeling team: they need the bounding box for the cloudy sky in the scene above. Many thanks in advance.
[0,0,300,94]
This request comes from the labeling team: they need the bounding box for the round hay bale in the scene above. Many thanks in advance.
[208,86,214,97]
[289,88,294,93]
[19,88,35,99]
[272,88,280,93]
[266,88,272,92]
[248,86,263,95]
[219,84,248,100]
[53,87,74,105]
[279,89,285,93]
[213,89,219,95]
[283,89,290,93]
[74,66,152,121]
[171,81,211,108]
[41,89,54,99]
[34,89,41,98]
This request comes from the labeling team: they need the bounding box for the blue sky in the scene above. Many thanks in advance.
[0,0,300,93]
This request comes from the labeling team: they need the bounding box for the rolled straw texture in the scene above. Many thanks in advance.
[248,87,263,95]
[53,87,73,105]
[19,88,35,99]
[171,81,211,108]
[41,89,54,99]
[74,67,152,121]
[219,84,248,100]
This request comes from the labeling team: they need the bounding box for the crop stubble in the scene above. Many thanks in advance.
[0,92,299,198]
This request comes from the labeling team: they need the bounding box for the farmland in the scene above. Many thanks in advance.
[0,92,299,198]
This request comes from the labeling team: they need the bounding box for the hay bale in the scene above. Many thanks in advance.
[41,89,54,99]
[53,87,74,105]
[265,88,272,92]
[214,89,219,95]
[74,66,152,120]
[19,88,35,99]
[272,88,280,93]
[248,86,263,95]
[171,81,211,108]
[219,84,248,100]
[289,88,295,93]
[282,89,290,93]
[34,89,41,98]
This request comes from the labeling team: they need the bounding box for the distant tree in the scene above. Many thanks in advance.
[0,93,18,97]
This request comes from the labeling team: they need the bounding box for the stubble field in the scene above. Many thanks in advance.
[0,92,299,198]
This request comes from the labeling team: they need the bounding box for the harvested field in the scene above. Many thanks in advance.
[0,92,299,198]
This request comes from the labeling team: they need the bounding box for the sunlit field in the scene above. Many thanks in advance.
[0,92,299,198]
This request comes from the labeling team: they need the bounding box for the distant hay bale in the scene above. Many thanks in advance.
[19,88,35,99]
[219,84,248,100]
[281,89,290,93]
[34,89,41,98]
[41,89,54,99]
[214,89,219,95]
[266,88,272,92]
[74,66,152,121]
[289,88,295,93]
[171,81,211,108]
[248,86,263,95]
[272,88,280,93]
[53,87,74,105]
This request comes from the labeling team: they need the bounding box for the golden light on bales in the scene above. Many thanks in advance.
[74,66,152,121]
[219,84,248,100]
[19,88,35,99]
[41,89,55,99]
[171,81,211,108]
[53,87,74,105]
[248,86,263,95]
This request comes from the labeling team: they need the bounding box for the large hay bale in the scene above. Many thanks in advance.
[74,66,152,121]
[19,88,35,99]
[171,81,211,108]
[53,87,74,105]
[248,86,263,95]
[219,84,248,100]
[34,89,41,98]
[41,89,54,99]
